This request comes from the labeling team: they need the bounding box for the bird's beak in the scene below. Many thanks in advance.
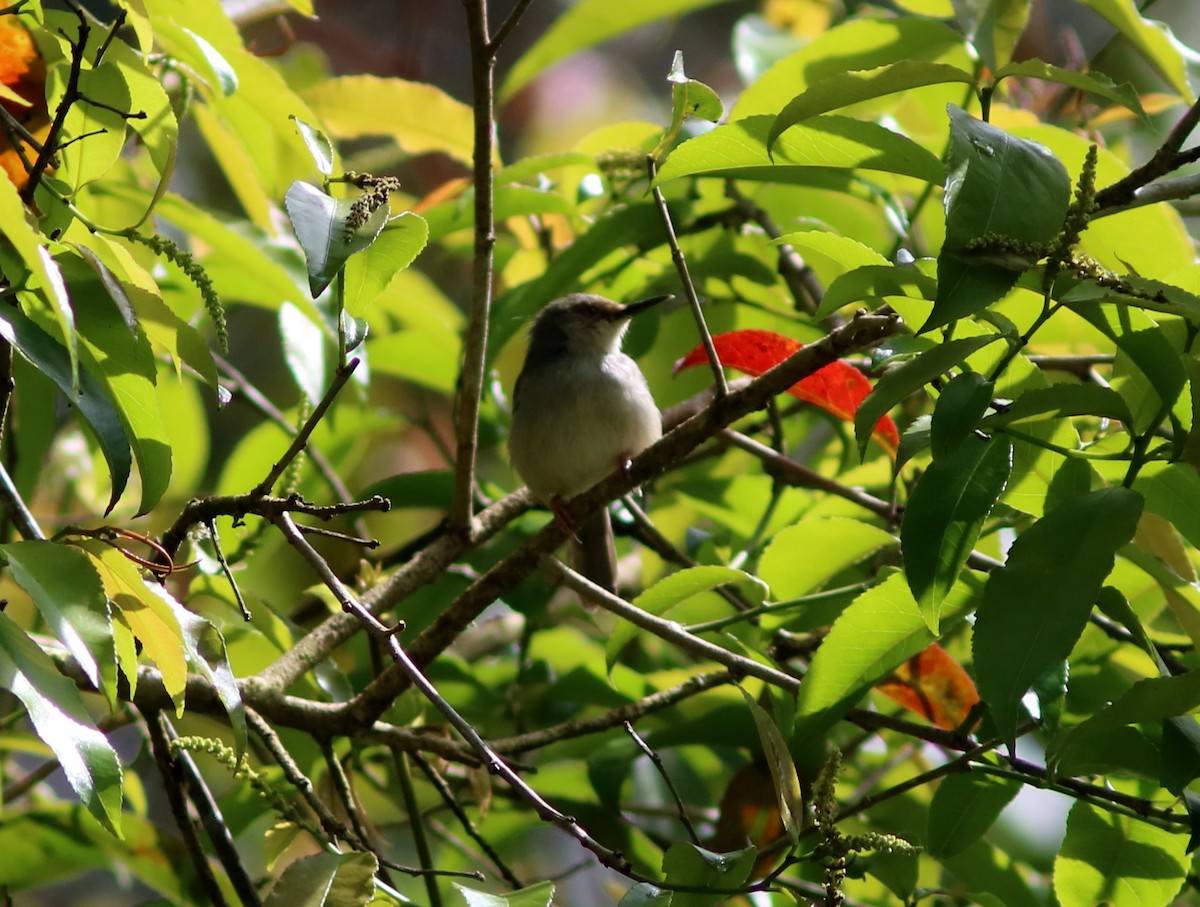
[616,294,673,319]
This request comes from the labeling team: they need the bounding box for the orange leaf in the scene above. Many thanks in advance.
[708,761,789,878]
[674,329,900,453]
[0,16,47,191]
[875,643,980,730]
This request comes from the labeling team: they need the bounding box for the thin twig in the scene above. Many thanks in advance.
[214,352,366,534]
[624,721,702,845]
[0,456,43,540]
[1094,96,1200,211]
[206,518,251,621]
[450,0,499,532]
[20,4,87,203]
[252,357,361,497]
[648,154,728,398]
[410,751,522,889]
[487,0,534,53]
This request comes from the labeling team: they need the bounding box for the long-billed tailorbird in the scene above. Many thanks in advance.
[509,293,669,592]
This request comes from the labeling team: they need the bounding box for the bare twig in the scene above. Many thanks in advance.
[648,154,728,398]
[252,357,361,497]
[1094,97,1200,212]
[450,0,500,532]
[624,721,702,845]
[21,4,87,203]
[724,180,825,315]
[206,518,251,621]
[0,456,43,540]
[409,751,522,889]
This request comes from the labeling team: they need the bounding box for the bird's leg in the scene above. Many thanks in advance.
[549,496,581,542]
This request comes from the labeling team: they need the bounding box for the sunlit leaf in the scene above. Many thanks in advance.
[284,180,390,296]
[1054,800,1187,907]
[1080,0,1194,101]
[993,60,1146,119]
[769,60,976,148]
[304,75,474,166]
[343,213,429,317]
[501,0,728,101]
[0,611,123,837]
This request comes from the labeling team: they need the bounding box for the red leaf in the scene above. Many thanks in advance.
[875,643,980,730]
[674,329,899,453]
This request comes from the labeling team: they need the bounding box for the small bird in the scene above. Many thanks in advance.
[510,293,669,592]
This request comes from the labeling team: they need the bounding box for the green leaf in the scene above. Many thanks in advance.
[179,25,238,95]
[992,60,1146,119]
[1051,669,1200,776]
[759,517,895,601]
[343,213,429,317]
[303,75,474,166]
[661,842,756,907]
[664,51,724,145]
[606,566,766,670]
[1053,800,1187,907]
[927,772,1022,859]
[816,264,938,322]
[654,115,945,188]
[794,573,950,735]
[0,611,123,837]
[0,176,77,391]
[769,60,976,149]
[924,105,1071,331]
[732,17,969,120]
[290,115,334,176]
[453,880,555,907]
[739,689,803,844]
[65,257,172,515]
[972,488,1143,742]
[854,335,1003,457]
[1135,464,1200,553]
[950,0,1030,70]
[279,302,327,404]
[0,541,116,706]
[101,36,179,175]
[284,181,390,296]
[1080,0,1194,101]
[931,371,994,460]
[903,436,1012,632]
[619,883,672,907]
[983,383,1133,430]
[501,0,728,101]
[264,851,377,907]
[0,303,130,513]
[57,63,132,189]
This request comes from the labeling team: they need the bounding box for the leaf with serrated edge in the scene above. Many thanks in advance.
[973,488,1143,742]
[0,611,123,837]
[739,689,803,843]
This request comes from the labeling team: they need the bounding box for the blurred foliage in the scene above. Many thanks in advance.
[2,0,1200,905]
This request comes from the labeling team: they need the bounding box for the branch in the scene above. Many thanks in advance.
[20,4,87,203]
[1093,97,1200,212]
[251,357,360,497]
[345,311,899,723]
[450,0,499,531]
[648,155,727,397]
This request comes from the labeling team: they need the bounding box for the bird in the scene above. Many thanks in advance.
[509,292,669,592]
